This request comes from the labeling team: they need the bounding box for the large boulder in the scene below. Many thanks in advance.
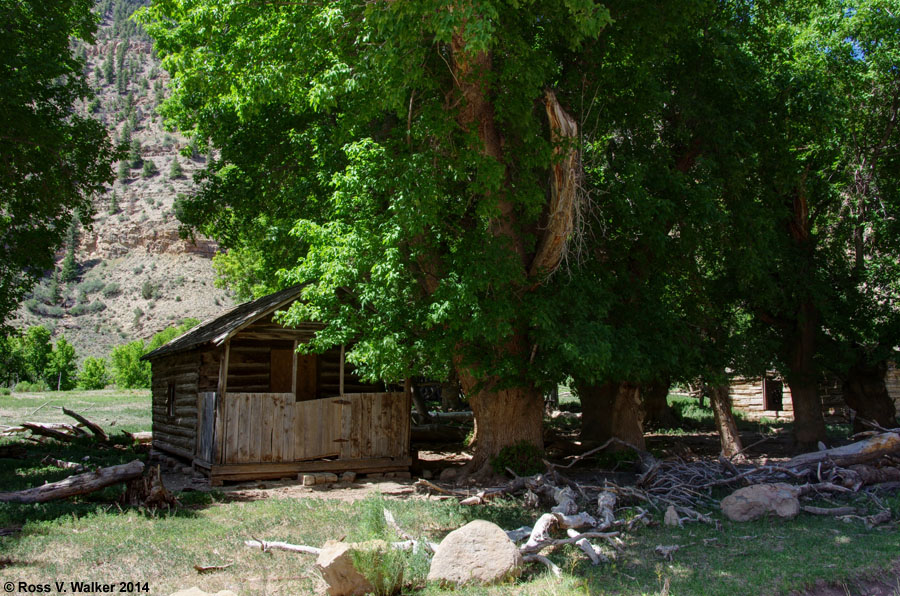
[315,540,392,596]
[720,483,800,522]
[427,520,523,586]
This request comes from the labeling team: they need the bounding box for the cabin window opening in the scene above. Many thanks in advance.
[166,382,176,417]
[763,376,783,411]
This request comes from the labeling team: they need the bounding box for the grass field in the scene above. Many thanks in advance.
[1,390,898,596]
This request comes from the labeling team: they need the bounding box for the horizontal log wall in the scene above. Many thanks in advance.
[730,374,852,421]
[151,352,201,457]
[318,346,383,398]
[887,362,900,410]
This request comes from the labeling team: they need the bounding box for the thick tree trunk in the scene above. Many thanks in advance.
[709,384,743,458]
[577,382,645,450]
[458,370,544,475]
[842,360,897,433]
[641,379,676,429]
[785,300,827,450]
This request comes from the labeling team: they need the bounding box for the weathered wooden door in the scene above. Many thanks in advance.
[222,392,295,464]
[293,395,345,460]
[196,392,216,464]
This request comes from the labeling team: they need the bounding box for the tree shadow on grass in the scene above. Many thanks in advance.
[0,436,206,530]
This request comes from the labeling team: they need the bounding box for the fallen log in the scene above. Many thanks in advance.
[124,431,153,445]
[0,460,144,503]
[410,424,466,443]
[426,411,474,423]
[787,433,900,469]
[22,422,76,442]
[62,408,108,442]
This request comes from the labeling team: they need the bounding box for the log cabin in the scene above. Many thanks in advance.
[729,364,900,422]
[141,285,411,485]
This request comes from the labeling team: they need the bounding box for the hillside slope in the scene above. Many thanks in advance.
[12,0,235,362]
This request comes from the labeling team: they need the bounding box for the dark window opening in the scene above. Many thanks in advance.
[763,376,783,411]
[166,382,176,417]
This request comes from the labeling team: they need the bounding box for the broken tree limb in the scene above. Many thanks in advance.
[522,553,562,578]
[567,528,606,565]
[245,539,321,555]
[61,407,108,442]
[21,422,76,442]
[801,506,858,516]
[0,460,144,503]
[787,432,900,469]
[41,456,87,472]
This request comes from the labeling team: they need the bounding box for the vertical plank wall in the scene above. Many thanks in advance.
[221,392,410,464]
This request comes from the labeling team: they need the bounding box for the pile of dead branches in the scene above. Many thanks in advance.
[0,406,151,446]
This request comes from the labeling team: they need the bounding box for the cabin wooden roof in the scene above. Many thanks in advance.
[142,284,308,361]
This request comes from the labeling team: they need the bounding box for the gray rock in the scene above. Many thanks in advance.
[427,520,523,586]
[720,483,800,522]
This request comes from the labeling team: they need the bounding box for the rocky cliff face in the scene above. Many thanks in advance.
[12,0,235,362]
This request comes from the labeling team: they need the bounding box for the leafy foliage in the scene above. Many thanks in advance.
[110,318,199,388]
[78,357,110,390]
[0,0,117,326]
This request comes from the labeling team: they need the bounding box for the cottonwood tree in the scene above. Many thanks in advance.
[141,1,612,473]
[0,0,117,326]
[733,0,900,447]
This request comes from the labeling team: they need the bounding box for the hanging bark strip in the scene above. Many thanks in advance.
[529,89,582,278]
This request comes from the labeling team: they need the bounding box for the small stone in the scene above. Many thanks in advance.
[721,483,800,522]
[301,474,317,486]
[664,505,681,527]
[427,520,523,586]
[438,467,457,482]
[340,471,356,483]
[422,469,433,479]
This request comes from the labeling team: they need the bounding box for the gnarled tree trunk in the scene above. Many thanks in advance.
[457,367,545,476]
[843,360,897,433]
[577,381,645,450]
[642,379,676,429]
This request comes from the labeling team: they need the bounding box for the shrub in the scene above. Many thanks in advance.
[15,379,48,393]
[0,387,10,396]
[490,440,544,477]
[141,280,158,300]
[102,283,121,298]
[79,279,105,294]
[69,301,107,316]
[141,159,158,178]
[348,496,429,596]
[78,357,110,390]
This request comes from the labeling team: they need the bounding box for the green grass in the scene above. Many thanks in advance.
[1,486,898,595]
[0,389,151,434]
[1,390,897,595]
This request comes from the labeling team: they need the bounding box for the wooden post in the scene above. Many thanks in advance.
[291,340,299,398]
[339,344,345,396]
[215,342,231,465]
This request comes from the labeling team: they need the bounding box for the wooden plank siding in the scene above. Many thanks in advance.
[220,392,410,466]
